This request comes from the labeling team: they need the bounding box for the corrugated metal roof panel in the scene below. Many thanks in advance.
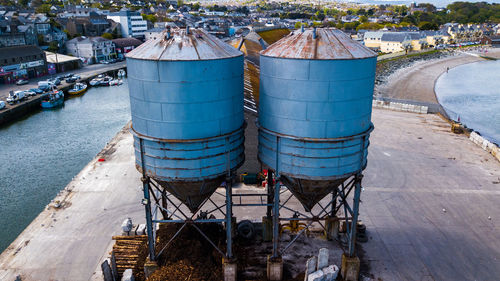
[126,28,242,61]
[260,28,376,60]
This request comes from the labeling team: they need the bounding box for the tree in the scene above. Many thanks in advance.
[37,34,45,45]
[47,41,59,52]
[359,15,368,23]
[36,4,51,13]
[192,2,200,11]
[19,0,29,7]
[419,21,438,30]
[177,0,183,7]
[102,33,113,40]
[294,22,303,29]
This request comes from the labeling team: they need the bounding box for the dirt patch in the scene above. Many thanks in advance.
[148,223,225,281]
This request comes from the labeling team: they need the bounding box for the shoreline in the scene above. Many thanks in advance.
[377,48,500,105]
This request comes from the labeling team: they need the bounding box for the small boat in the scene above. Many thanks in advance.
[99,76,113,86]
[89,77,102,86]
[41,88,64,108]
[117,69,126,78]
[109,79,123,86]
[68,82,88,95]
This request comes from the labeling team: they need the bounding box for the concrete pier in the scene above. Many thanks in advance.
[0,108,499,280]
[0,62,126,127]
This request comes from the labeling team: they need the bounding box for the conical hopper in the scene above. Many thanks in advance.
[156,177,225,213]
[280,175,348,212]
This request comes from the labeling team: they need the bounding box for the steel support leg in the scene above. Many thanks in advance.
[348,175,363,257]
[139,138,156,261]
[272,174,280,258]
[266,172,273,219]
[226,177,233,259]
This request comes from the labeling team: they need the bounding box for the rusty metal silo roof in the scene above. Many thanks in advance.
[126,28,242,61]
[260,28,377,60]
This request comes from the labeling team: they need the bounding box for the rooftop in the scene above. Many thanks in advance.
[261,28,376,60]
[0,45,44,60]
[127,28,242,61]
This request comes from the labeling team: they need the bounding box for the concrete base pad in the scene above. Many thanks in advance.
[144,258,159,279]
[223,258,237,281]
[267,256,283,281]
[341,253,360,281]
[325,217,340,240]
[262,216,273,242]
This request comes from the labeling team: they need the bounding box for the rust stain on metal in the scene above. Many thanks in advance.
[127,28,242,61]
[261,28,376,60]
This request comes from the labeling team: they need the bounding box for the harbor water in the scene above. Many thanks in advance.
[435,59,500,145]
[0,81,130,252]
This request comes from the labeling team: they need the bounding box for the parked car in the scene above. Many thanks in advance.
[25,90,37,97]
[29,88,43,95]
[48,78,61,85]
[0,100,5,109]
[16,79,29,85]
[66,76,78,83]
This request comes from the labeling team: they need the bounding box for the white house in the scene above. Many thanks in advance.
[107,10,148,38]
[65,36,115,64]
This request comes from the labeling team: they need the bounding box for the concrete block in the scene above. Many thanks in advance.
[325,217,339,240]
[223,258,237,281]
[101,260,113,281]
[121,218,133,233]
[305,256,318,280]
[317,248,329,270]
[136,224,146,235]
[482,139,489,150]
[322,265,339,281]
[341,253,360,281]
[144,258,159,279]
[122,269,135,281]
[262,216,273,242]
[307,270,325,281]
[267,256,283,281]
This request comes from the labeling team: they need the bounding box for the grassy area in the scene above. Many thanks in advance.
[257,28,291,45]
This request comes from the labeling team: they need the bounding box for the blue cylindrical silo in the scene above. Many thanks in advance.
[258,28,377,211]
[126,28,245,212]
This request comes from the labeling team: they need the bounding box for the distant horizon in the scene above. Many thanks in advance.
[335,0,499,9]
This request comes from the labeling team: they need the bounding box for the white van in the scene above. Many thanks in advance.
[38,81,54,91]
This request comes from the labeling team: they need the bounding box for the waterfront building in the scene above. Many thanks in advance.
[0,18,37,47]
[66,36,115,64]
[63,12,114,37]
[363,31,384,50]
[111,37,142,59]
[0,45,47,84]
[107,10,147,39]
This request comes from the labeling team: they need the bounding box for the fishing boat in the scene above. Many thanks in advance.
[117,69,126,78]
[89,77,102,86]
[99,76,113,86]
[68,82,88,95]
[41,88,64,108]
[89,74,105,86]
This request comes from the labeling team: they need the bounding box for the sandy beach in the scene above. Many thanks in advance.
[378,48,500,104]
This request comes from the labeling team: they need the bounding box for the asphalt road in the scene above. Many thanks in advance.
[0,108,498,280]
